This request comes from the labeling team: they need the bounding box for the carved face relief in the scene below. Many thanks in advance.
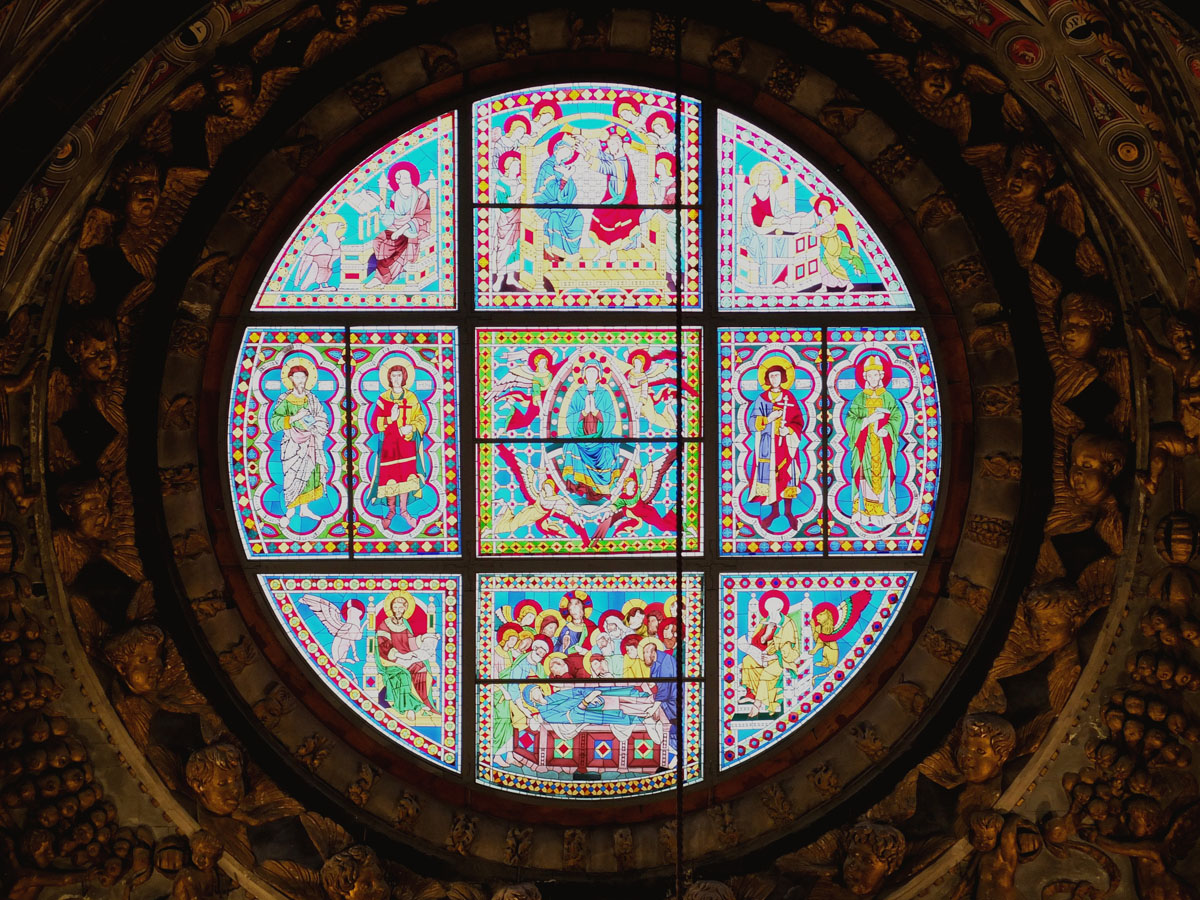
[1058,309,1101,360]
[118,637,164,694]
[124,173,161,227]
[842,844,889,895]
[65,481,113,540]
[1003,160,1045,204]
[812,1,840,34]
[345,859,389,900]
[918,59,955,103]
[214,71,253,118]
[1067,443,1113,506]
[955,731,1002,783]
[194,761,244,816]
[334,0,361,32]
[74,333,119,384]
[1169,320,1197,360]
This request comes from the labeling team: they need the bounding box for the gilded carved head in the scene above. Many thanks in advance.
[184,743,245,816]
[65,316,119,385]
[114,156,161,228]
[190,830,222,871]
[1023,582,1084,652]
[1005,143,1055,203]
[1058,291,1114,360]
[211,63,254,118]
[1067,433,1126,506]
[102,624,165,694]
[842,821,906,895]
[967,810,1003,851]
[1166,313,1198,360]
[955,714,1016,783]
[914,48,958,104]
[320,844,390,900]
[57,476,112,540]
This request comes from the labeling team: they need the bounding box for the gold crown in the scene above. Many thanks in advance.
[864,356,885,372]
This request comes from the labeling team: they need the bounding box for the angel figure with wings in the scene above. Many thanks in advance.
[614,349,679,433]
[484,347,561,432]
[868,47,1020,147]
[962,141,1099,272]
[776,820,908,898]
[587,448,679,547]
[259,812,395,900]
[485,450,576,540]
[812,588,874,669]
[298,595,366,665]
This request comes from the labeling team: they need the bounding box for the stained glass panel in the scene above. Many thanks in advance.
[826,329,940,554]
[718,573,912,769]
[719,329,824,555]
[260,575,460,771]
[476,573,702,797]
[476,328,701,439]
[478,441,700,556]
[229,329,349,557]
[253,112,456,309]
[349,327,460,556]
[717,111,912,310]
[474,85,701,309]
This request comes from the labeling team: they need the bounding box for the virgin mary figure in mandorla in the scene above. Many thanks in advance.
[269,354,330,523]
[558,364,622,501]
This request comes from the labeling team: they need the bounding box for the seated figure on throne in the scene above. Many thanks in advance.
[367,162,431,285]
[738,590,799,717]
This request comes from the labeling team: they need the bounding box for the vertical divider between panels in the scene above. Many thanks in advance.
[344,324,355,560]
[672,16,686,892]
[821,328,830,557]
[458,105,478,789]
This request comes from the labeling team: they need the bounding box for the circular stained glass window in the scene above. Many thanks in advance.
[224,82,942,799]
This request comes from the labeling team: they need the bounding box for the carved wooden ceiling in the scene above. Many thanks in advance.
[2,2,1200,900]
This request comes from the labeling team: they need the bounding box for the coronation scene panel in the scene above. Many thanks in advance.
[225,82,943,798]
[474,84,701,310]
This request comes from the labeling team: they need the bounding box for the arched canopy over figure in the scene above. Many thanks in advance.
[366,354,429,530]
[847,353,902,528]
[558,364,623,501]
[269,354,330,523]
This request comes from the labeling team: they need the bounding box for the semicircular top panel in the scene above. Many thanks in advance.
[718,111,913,311]
[252,112,457,310]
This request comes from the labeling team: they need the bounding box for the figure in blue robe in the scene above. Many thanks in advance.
[557,365,622,502]
[533,137,584,257]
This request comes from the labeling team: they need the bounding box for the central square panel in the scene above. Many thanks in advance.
[476,328,701,556]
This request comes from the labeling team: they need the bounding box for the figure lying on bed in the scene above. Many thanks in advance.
[522,683,671,749]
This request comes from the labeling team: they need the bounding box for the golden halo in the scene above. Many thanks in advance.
[749,160,784,194]
[637,635,665,654]
[757,354,796,390]
[621,597,647,617]
[383,589,416,620]
[281,355,318,392]
[378,355,416,393]
[664,594,678,619]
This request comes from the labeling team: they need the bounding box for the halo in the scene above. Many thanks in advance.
[559,589,593,613]
[749,160,784,193]
[387,161,420,190]
[527,348,553,370]
[496,622,522,645]
[664,595,678,618]
[378,354,415,393]
[281,354,318,391]
[757,354,796,390]
[503,113,531,135]
[341,598,365,619]
[546,132,579,165]
[513,598,543,621]
[645,110,675,132]
[654,152,677,176]
[544,651,569,673]
[622,597,647,617]
[853,351,894,389]
[758,589,791,618]
[637,636,665,655]
[383,589,416,620]
[535,608,563,635]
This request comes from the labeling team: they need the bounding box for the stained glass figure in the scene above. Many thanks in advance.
[717,112,912,310]
[476,573,702,797]
[253,112,456,309]
[477,328,700,438]
[475,85,701,309]
[827,329,940,554]
[718,573,912,769]
[260,575,460,771]
[349,328,460,556]
[229,329,349,556]
[719,329,824,555]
